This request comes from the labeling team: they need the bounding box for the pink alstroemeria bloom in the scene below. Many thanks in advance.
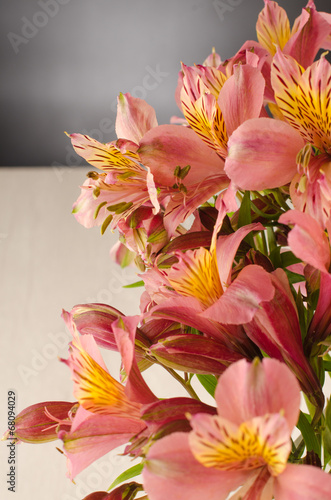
[141,223,269,360]
[59,328,155,478]
[143,358,331,500]
[69,93,228,237]
[256,0,331,67]
[179,54,266,160]
[226,50,331,228]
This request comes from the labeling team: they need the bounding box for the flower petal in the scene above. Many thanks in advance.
[138,124,225,187]
[256,0,291,55]
[201,265,275,325]
[143,432,249,500]
[279,209,330,273]
[214,358,301,431]
[271,51,331,151]
[218,64,265,136]
[225,117,304,190]
[274,463,331,500]
[115,92,158,144]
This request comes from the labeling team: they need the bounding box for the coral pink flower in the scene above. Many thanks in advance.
[225,50,331,227]
[59,328,155,478]
[143,358,331,500]
[256,0,331,67]
[69,93,228,237]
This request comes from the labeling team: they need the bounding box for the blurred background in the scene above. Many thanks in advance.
[1,1,330,500]
[1,0,329,167]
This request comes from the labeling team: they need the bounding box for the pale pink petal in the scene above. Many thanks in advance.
[112,316,157,404]
[59,414,144,479]
[279,210,330,273]
[115,92,158,144]
[138,124,225,187]
[216,223,265,289]
[201,265,275,325]
[285,5,331,68]
[225,118,304,190]
[274,463,331,500]
[72,177,112,228]
[214,358,301,431]
[143,432,249,500]
[218,65,265,136]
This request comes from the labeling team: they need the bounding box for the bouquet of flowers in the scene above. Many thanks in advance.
[5,1,331,498]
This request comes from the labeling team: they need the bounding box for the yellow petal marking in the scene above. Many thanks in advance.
[167,248,222,309]
[272,56,331,152]
[256,1,291,55]
[70,341,140,417]
[181,72,228,158]
[190,414,291,477]
[68,133,144,175]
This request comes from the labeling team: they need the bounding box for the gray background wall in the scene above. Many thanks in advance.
[2,0,330,166]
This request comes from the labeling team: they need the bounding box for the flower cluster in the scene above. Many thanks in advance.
[5,1,331,499]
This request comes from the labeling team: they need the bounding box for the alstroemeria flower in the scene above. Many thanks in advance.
[69,93,228,237]
[256,0,331,67]
[226,50,331,227]
[141,223,270,360]
[59,331,154,478]
[143,358,331,500]
[180,54,266,159]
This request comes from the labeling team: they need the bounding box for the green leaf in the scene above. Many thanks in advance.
[296,411,320,456]
[280,251,301,268]
[196,374,217,398]
[237,191,252,228]
[122,280,145,289]
[108,463,144,491]
[323,360,331,372]
[284,269,305,284]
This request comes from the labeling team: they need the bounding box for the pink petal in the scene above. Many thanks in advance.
[225,118,304,190]
[215,358,301,431]
[218,64,265,136]
[285,5,331,68]
[274,463,331,499]
[59,414,144,479]
[112,316,157,404]
[216,223,265,288]
[143,432,249,500]
[201,265,275,325]
[115,92,158,144]
[138,124,225,187]
[279,210,330,273]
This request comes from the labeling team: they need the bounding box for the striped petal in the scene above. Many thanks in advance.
[62,334,141,418]
[167,247,222,309]
[67,133,143,175]
[256,0,291,56]
[271,50,331,152]
[180,64,228,157]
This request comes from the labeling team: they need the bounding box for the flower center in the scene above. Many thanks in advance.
[189,413,291,477]
[167,247,222,309]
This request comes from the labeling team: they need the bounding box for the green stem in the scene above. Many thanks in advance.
[164,366,200,400]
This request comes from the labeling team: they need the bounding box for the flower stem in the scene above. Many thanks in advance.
[163,366,200,400]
